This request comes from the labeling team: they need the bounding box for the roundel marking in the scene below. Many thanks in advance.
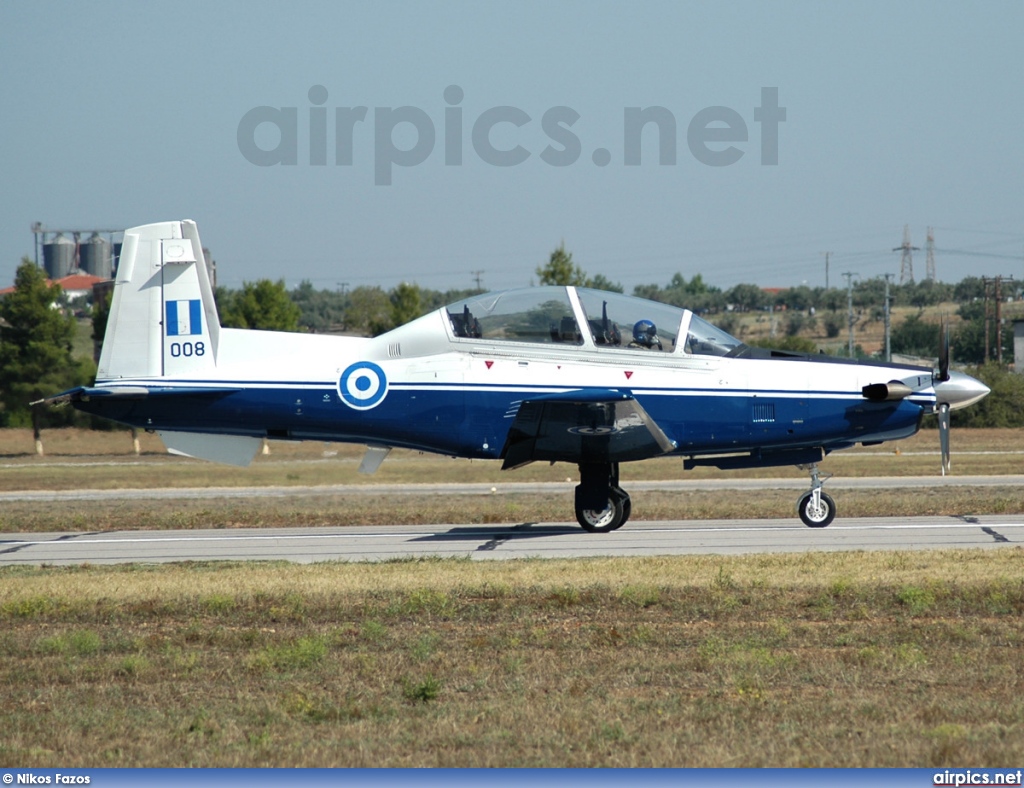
[338,361,388,410]
[567,425,617,436]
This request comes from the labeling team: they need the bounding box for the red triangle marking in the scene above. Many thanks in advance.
[485,360,494,369]
[624,370,633,379]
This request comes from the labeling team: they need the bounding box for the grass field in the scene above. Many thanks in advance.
[1,551,1022,767]
[2,428,1022,768]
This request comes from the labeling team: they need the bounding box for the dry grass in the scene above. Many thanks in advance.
[0,428,1022,494]
[2,488,1024,534]
[2,426,1022,767]
[1,551,1022,767]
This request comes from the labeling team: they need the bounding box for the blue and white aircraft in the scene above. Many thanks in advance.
[47,220,990,532]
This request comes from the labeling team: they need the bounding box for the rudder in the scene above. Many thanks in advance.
[98,220,220,381]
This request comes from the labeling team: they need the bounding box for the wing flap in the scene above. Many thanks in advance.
[159,430,261,467]
[500,390,676,469]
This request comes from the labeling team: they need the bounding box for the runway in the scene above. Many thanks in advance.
[2,515,1021,566]
[1,474,1023,502]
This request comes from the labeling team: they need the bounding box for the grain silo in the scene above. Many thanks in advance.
[80,232,112,278]
[43,234,76,279]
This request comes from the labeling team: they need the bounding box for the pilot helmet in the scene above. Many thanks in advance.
[632,319,659,347]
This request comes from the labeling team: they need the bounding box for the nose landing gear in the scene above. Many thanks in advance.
[796,463,835,528]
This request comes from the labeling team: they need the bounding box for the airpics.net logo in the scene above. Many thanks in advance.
[237,85,786,185]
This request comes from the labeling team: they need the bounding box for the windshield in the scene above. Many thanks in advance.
[684,314,743,357]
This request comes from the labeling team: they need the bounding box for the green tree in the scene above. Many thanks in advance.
[775,285,813,311]
[953,276,985,303]
[952,316,1011,365]
[726,283,769,312]
[822,313,843,338]
[91,287,112,361]
[390,282,424,327]
[536,244,587,286]
[0,259,95,437]
[345,286,393,336]
[220,279,300,331]
[290,280,347,332]
[890,313,940,358]
[588,274,624,293]
[660,273,725,313]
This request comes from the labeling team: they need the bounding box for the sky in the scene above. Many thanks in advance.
[1,1,1022,294]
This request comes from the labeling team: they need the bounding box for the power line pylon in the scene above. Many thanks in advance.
[893,225,919,285]
[925,227,936,282]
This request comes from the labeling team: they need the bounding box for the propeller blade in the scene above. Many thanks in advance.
[937,321,951,383]
[938,402,951,476]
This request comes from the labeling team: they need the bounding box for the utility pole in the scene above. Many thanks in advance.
[983,275,1015,364]
[983,277,992,362]
[823,252,830,290]
[471,270,484,290]
[883,273,894,362]
[843,272,858,357]
[996,276,1003,364]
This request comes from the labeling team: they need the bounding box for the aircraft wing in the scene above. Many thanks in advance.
[500,389,677,470]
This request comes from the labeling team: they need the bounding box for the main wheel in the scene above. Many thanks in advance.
[797,490,836,528]
[576,495,625,533]
[614,486,632,527]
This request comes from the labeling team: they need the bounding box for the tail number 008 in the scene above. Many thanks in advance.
[169,341,205,358]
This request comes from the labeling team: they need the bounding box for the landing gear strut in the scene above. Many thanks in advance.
[796,463,835,528]
[575,462,631,533]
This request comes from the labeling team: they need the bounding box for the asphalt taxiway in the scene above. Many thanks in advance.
[1,515,1020,566]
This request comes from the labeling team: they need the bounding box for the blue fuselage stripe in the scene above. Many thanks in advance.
[80,382,925,461]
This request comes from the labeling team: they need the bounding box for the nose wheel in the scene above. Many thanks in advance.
[796,463,835,528]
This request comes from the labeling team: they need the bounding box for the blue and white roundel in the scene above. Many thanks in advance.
[338,361,388,410]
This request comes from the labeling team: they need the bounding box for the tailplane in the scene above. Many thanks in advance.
[98,220,220,381]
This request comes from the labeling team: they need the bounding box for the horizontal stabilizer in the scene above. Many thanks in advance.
[159,430,262,467]
[34,385,241,406]
[501,393,676,470]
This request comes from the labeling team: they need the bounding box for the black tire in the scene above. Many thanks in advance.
[576,495,625,533]
[798,490,836,528]
[614,486,631,529]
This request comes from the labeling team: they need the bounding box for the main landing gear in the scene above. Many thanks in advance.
[796,463,835,528]
[574,462,631,533]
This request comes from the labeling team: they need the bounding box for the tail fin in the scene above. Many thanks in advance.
[98,220,220,381]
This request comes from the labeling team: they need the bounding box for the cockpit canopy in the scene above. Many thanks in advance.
[444,286,743,357]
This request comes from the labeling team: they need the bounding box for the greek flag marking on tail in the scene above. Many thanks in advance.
[166,299,203,336]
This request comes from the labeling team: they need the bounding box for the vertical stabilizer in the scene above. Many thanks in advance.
[97,221,220,381]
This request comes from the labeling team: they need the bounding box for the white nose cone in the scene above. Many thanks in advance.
[934,370,990,410]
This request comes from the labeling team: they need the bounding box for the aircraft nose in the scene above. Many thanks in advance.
[934,370,990,410]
